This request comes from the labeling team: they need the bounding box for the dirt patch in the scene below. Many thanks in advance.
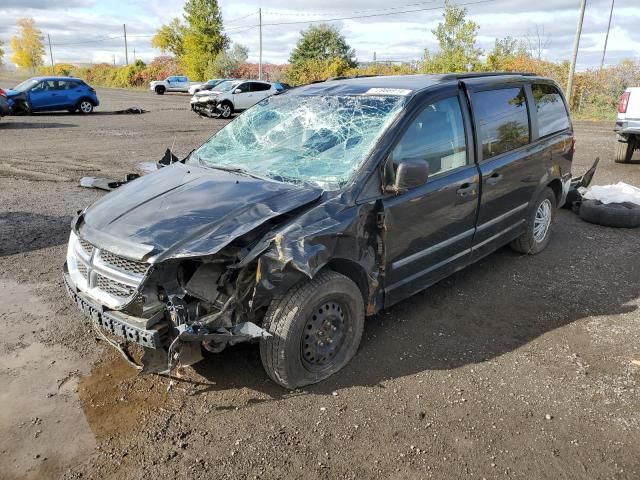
[0,280,95,480]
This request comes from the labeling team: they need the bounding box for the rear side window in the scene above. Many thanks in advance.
[532,84,570,137]
[251,82,271,92]
[473,87,530,159]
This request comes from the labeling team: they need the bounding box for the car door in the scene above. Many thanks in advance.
[382,89,480,306]
[165,76,177,91]
[177,76,189,91]
[464,81,539,261]
[251,82,273,104]
[50,79,73,109]
[28,80,55,111]
[232,82,254,110]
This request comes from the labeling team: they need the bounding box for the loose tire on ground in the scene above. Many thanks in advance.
[578,199,640,228]
[260,270,365,389]
[510,187,556,254]
[614,139,634,164]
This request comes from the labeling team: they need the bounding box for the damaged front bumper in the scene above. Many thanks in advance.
[190,97,222,117]
[64,268,271,370]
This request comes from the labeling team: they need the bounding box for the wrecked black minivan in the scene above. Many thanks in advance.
[64,73,574,389]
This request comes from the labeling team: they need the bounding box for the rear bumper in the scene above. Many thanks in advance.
[64,270,164,349]
[614,119,640,135]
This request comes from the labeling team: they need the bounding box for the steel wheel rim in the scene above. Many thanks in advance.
[533,199,552,242]
[80,101,92,113]
[301,301,348,372]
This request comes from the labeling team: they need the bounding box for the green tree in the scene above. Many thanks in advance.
[205,43,248,79]
[421,0,481,73]
[10,18,45,72]
[289,24,356,67]
[486,36,528,71]
[152,18,186,57]
[181,0,228,80]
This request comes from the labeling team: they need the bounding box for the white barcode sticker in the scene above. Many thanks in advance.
[365,88,412,96]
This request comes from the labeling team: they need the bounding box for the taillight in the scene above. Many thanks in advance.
[0,88,6,97]
[618,92,630,113]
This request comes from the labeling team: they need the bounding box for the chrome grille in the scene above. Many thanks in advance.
[96,275,137,299]
[99,250,149,275]
[68,234,148,309]
[78,239,94,257]
[77,262,89,280]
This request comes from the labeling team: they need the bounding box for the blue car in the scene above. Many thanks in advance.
[6,77,99,114]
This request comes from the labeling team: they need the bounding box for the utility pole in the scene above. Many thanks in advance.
[133,48,136,63]
[566,0,587,108]
[47,34,54,73]
[600,0,615,70]
[123,24,129,65]
[258,8,263,80]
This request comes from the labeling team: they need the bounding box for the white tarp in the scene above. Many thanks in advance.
[582,182,640,206]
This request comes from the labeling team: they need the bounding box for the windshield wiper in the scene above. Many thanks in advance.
[204,164,272,181]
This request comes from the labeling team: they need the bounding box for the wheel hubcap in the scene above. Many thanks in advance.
[301,301,347,370]
[221,105,230,117]
[81,102,91,113]
[533,199,552,242]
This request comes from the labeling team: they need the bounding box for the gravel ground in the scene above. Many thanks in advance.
[0,82,639,480]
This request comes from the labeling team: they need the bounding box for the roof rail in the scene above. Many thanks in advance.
[441,72,537,80]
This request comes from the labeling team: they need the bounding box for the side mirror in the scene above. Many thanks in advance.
[233,89,242,94]
[386,158,429,194]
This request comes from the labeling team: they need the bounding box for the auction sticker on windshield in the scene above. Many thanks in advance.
[364,88,412,96]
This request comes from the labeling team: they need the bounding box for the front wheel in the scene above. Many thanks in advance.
[510,187,556,254]
[218,102,233,119]
[260,270,365,389]
[155,86,166,95]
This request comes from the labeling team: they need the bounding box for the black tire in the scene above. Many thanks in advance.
[155,86,166,95]
[77,99,94,114]
[510,187,556,254]
[219,101,233,119]
[260,270,365,389]
[614,139,634,163]
[578,199,640,228]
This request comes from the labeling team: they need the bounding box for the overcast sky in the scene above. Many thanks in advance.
[0,0,638,70]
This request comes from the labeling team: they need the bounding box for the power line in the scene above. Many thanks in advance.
[263,1,440,18]
[260,0,497,27]
[224,10,259,25]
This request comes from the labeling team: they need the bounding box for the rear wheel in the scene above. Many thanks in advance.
[260,270,364,389]
[510,187,556,254]
[614,137,634,163]
[78,100,93,114]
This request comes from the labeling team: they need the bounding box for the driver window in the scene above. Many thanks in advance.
[386,96,468,184]
[235,83,247,93]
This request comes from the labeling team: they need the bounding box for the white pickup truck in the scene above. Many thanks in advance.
[614,87,640,163]
[149,76,198,95]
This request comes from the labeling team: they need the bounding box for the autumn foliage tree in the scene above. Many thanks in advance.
[421,0,482,73]
[10,18,45,72]
[287,24,356,84]
[0,39,5,69]
[152,0,228,80]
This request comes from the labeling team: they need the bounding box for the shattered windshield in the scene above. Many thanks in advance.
[13,78,40,92]
[190,94,406,189]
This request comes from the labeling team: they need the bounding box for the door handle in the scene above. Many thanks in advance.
[485,172,503,185]
[456,182,477,197]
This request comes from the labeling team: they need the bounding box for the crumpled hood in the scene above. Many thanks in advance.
[5,89,20,98]
[79,162,321,262]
